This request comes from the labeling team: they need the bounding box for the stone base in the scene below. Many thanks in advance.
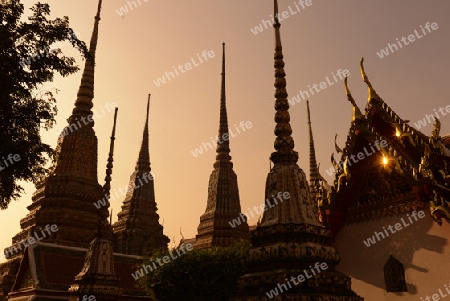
[233,269,364,301]
[68,277,122,301]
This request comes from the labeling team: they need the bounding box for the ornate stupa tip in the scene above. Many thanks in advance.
[214,42,232,166]
[145,94,150,127]
[97,106,118,238]
[220,42,226,101]
[270,0,298,165]
[306,100,312,124]
[273,0,282,48]
[136,94,151,168]
[307,100,320,187]
[103,107,118,199]
[274,0,280,25]
[360,57,379,102]
[70,0,103,122]
[96,0,102,20]
[344,76,363,121]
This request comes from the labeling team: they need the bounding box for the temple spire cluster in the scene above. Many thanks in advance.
[2,0,430,299]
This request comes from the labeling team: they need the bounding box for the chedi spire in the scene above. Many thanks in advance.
[307,100,320,188]
[113,95,169,256]
[7,0,106,253]
[195,43,249,249]
[270,0,298,165]
[231,2,363,300]
[70,0,102,121]
[215,43,232,165]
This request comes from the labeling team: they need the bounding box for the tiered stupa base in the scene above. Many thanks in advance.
[232,223,364,301]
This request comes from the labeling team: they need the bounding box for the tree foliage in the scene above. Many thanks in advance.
[140,240,251,301]
[0,0,88,209]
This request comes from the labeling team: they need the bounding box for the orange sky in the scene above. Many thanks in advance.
[1,0,449,259]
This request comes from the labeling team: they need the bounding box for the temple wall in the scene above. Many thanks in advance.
[335,210,450,301]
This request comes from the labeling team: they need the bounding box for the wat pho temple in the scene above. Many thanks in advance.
[0,0,449,300]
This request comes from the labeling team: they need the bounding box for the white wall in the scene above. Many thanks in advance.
[335,210,450,301]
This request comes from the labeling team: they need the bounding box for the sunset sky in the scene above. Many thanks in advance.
[1,0,449,258]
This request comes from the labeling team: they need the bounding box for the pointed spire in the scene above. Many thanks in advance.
[13,0,105,250]
[271,0,298,165]
[258,0,320,228]
[360,57,380,102]
[307,100,319,187]
[98,107,117,238]
[195,43,249,249]
[69,0,103,123]
[136,94,151,171]
[214,43,232,166]
[52,0,102,180]
[112,96,169,255]
[103,107,118,199]
[232,3,364,297]
[274,0,280,28]
[344,76,363,121]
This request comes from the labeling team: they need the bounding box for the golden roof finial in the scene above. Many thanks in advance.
[344,76,363,121]
[344,76,356,107]
[334,134,343,154]
[434,118,442,136]
[360,57,379,102]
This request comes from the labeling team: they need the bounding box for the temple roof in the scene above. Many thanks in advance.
[7,242,147,301]
[320,59,450,233]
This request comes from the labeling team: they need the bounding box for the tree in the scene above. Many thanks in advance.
[0,0,88,209]
[139,241,251,301]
